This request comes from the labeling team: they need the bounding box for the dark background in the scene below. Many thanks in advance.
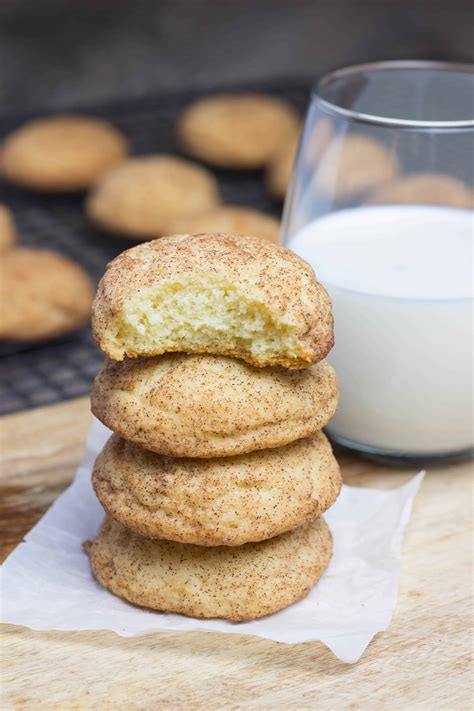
[0,0,472,111]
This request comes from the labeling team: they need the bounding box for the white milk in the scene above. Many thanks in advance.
[288,206,473,455]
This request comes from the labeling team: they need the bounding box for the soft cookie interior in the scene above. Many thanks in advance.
[105,274,312,366]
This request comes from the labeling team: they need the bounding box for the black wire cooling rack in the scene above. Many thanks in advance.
[0,82,310,415]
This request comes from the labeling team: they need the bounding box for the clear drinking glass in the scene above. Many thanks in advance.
[283,61,473,465]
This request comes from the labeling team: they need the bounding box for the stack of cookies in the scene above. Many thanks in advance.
[86,233,341,621]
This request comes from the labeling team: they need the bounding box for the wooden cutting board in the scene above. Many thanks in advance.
[0,397,472,710]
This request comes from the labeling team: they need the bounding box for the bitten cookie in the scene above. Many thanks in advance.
[92,233,334,368]
[316,134,398,199]
[366,172,473,209]
[0,115,128,191]
[92,430,341,546]
[177,93,300,169]
[85,515,333,620]
[0,248,93,340]
[166,205,281,245]
[92,354,338,458]
[0,204,17,251]
[86,155,220,239]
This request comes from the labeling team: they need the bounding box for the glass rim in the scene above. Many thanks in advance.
[312,60,474,128]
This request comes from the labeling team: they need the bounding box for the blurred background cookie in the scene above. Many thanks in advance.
[165,205,281,244]
[265,118,334,200]
[316,134,399,200]
[366,172,473,209]
[0,247,93,341]
[305,118,334,165]
[0,115,129,191]
[266,119,335,201]
[86,514,333,620]
[91,355,338,458]
[86,155,220,239]
[0,204,17,251]
[177,93,300,169]
[265,132,300,201]
[92,431,341,546]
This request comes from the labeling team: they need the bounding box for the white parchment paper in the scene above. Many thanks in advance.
[0,419,424,663]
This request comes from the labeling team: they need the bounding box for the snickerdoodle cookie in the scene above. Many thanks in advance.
[165,205,281,244]
[85,514,333,620]
[91,355,337,458]
[1,115,128,191]
[305,117,334,165]
[177,93,300,169]
[366,172,473,209]
[92,233,334,368]
[0,247,93,340]
[266,119,336,200]
[0,205,17,251]
[265,132,300,201]
[86,155,220,239]
[92,430,340,546]
[316,134,398,200]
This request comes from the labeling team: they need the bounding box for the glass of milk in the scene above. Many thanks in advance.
[284,61,473,464]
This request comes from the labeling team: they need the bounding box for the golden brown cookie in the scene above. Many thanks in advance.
[177,93,300,169]
[86,155,220,239]
[316,134,398,199]
[265,133,300,201]
[266,119,335,201]
[366,172,473,209]
[165,205,281,244]
[85,515,333,620]
[92,430,341,546]
[92,233,334,368]
[0,247,93,340]
[305,117,334,165]
[0,115,129,191]
[92,354,338,458]
[0,204,17,251]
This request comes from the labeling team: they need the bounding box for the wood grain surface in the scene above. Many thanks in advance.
[0,396,472,710]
